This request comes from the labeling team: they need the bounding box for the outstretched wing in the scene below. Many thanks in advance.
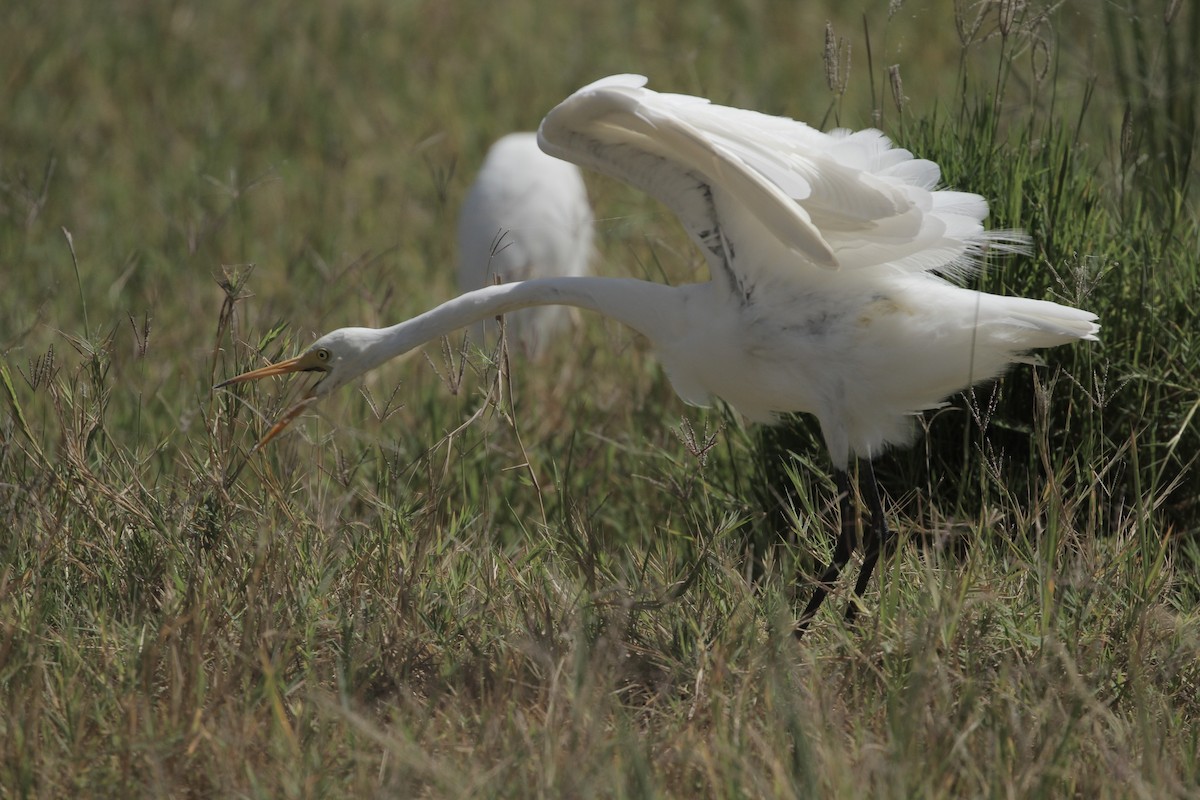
[538,74,1020,292]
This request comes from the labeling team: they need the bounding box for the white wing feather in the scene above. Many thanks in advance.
[538,74,1023,288]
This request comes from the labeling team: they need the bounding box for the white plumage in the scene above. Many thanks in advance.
[220,75,1099,632]
[456,132,594,356]
[534,75,1096,468]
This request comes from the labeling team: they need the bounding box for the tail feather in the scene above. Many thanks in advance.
[988,295,1100,347]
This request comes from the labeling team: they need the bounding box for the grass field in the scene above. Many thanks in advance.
[2,0,1199,797]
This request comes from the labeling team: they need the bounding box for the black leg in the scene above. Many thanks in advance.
[796,469,857,638]
[845,459,890,623]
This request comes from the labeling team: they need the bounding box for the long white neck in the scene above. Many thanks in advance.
[358,276,686,371]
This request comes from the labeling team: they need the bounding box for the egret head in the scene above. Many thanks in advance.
[216,327,379,450]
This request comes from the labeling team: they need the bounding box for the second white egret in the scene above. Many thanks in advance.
[456,132,594,356]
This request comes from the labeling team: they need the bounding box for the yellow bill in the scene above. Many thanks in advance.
[217,350,329,451]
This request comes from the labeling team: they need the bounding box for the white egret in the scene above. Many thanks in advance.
[218,75,1099,635]
[457,132,594,356]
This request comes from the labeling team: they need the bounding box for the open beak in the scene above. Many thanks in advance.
[216,353,325,451]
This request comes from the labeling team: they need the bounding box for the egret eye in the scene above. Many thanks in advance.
[315,348,331,362]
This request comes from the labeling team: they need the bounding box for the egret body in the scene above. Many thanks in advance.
[219,75,1099,633]
[457,132,594,356]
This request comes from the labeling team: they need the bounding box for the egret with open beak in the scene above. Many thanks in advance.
[215,327,382,451]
